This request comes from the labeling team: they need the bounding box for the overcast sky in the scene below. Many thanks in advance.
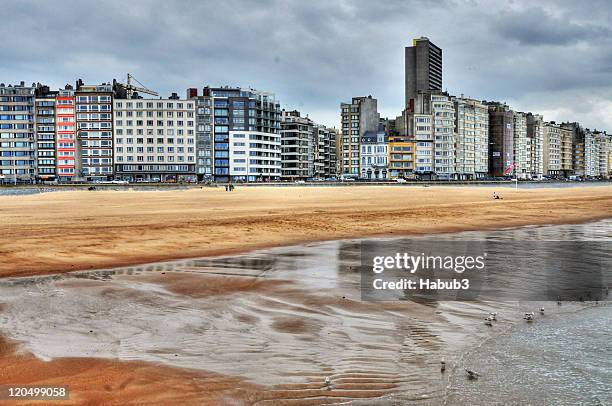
[1,0,611,130]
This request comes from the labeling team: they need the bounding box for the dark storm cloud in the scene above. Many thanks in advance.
[1,0,611,129]
[495,6,611,46]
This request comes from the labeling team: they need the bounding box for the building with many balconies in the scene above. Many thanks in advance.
[0,82,35,183]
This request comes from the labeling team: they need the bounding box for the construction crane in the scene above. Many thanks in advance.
[115,73,159,99]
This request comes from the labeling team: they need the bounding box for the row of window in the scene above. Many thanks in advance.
[116,137,194,144]
[115,102,193,109]
[116,155,194,162]
[116,146,194,153]
[115,120,194,127]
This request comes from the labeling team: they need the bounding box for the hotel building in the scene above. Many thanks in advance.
[113,97,197,182]
[75,81,114,181]
[0,82,35,183]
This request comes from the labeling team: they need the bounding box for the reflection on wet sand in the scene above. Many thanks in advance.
[1,241,504,404]
[1,220,609,405]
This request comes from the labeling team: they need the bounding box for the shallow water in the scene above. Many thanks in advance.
[446,305,611,406]
[0,220,610,404]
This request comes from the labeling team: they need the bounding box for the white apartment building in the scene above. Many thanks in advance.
[113,98,197,182]
[596,131,610,179]
[432,94,455,179]
[584,130,600,177]
[228,131,281,181]
[75,84,113,181]
[543,122,562,176]
[513,112,529,179]
[453,97,489,179]
[527,113,544,179]
[414,114,434,175]
[360,131,388,179]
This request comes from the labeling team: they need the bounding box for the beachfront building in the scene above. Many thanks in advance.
[186,88,214,182]
[280,109,313,180]
[543,121,562,177]
[75,81,114,181]
[0,82,36,184]
[431,94,455,179]
[562,122,605,178]
[406,91,454,179]
[340,96,379,177]
[560,126,573,177]
[596,131,610,179]
[526,113,544,179]
[113,97,197,182]
[513,111,529,179]
[55,87,78,181]
[453,96,489,179]
[413,113,434,177]
[186,86,281,182]
[487,102,514,177]
[34,85,58,182]
[316,125,338,179]
[405,37,443,105]
[388,136,415,179]
[360,129,388,179]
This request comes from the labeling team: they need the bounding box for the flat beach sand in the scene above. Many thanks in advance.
[1,185,611,405]
[1,185,612,278]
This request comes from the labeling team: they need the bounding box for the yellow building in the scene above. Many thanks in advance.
[388,140,415,179]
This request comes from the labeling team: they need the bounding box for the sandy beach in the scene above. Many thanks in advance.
[1,185,611,405]
[1,185,612,278]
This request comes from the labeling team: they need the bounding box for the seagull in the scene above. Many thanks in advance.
[465,368,480,379]
[489,312,497,321]
[484,317,493,327]
[324,376,332,390]
[540,307,545,315]
[524,312,534,322]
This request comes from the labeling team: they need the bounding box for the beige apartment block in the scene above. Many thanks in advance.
[113,98,196,182]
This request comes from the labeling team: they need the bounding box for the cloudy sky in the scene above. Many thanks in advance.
[2,0,611,130]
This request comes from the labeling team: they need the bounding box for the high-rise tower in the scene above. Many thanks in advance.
[405,37,443,106]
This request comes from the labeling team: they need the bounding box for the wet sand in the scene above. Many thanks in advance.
[2,185,612,278]
[0,336,264,406]
[0,242,514,405]
[2,221,605,406]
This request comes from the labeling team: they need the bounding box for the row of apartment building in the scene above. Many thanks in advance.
[337,36,612,181]
[338,91,612,181]
[0,81,339,183]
